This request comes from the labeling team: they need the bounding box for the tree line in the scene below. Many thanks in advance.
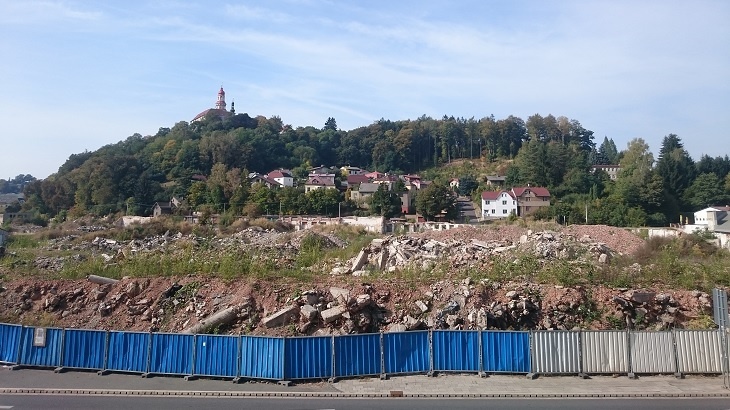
[8,111,730,227]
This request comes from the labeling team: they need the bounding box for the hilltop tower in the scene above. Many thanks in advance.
[215,86,227,110]
[192,87,235,122]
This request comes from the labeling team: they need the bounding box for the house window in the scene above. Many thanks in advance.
[486,200,490,205]
[513,201,515,205]
[491,209,496,214]
[502,209,508,214]
[502,200,507,205]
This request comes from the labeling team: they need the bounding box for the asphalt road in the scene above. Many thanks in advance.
[1,396,729,410]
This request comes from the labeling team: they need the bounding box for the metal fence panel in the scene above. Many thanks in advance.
[674,330,723,374]
[285,336,332,380]
[150,333,194,376]
[334,333,381,377]
[532,330,580,374]
[194,334,239,378]
[383,331,430,375]
[432,330,479,373]
[581,330,629,374]
[240,336,284,380]
[0,323,22,364]
[106,331,150,373]
[481,331,531,373]
[19,327,62,368]
[61,329,106,370]
[630,331,676,374]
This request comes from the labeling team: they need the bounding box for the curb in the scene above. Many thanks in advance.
[1,388,729,398]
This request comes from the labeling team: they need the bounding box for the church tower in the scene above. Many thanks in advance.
[215,86,227,110]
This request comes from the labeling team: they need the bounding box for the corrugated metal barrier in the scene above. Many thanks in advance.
[581,330,629,374]
[240,335,284,380]
[383,330,430,375]
[532,330,580,374]
[106,331,151,374]
[4,321,730,382]
[630,331,676,374]
[481,330,530,373]
[61,329,107,370]
[0,323,22,364]
[18,326,63,368]
[150,332,194,376]
[334,333,381,378]
[194,334,239,378]
[285,336,332,380]
[432,330,480,373]
[674,329,723,374]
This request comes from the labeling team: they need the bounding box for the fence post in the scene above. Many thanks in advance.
[232,335,242,384]
[478,330,485,378]
[54,328,66,372]
[526,330,536,379]
[427,330,434,377]
[13,325,24,368]
[627,329,636,379]
[98,330,110,375]
[379,331,386,380]
[185,334,197,381]
[142,331,153,377]
[670,329,682,378]
[577,330,588,378]
[329,335,336,383]
[281,336,286,382]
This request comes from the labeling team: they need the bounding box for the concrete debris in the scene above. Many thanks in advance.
[262,305,300,328]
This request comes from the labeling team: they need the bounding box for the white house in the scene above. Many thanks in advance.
[481,191,517,219]
[266,169,294,187]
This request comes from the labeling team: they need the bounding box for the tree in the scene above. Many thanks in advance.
[683,173,726,210]
[458,175,478,196]
[597,137,618,164]
[415,183,457,221]
[323,117,337,131]
[369,184,401,218]
[655,134,695,213]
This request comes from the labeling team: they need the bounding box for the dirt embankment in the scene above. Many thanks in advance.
[0,224,717,335]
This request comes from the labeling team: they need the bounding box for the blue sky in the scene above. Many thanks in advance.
[1,0,728,179]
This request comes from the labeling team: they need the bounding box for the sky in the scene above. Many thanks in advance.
[1,0,728,179]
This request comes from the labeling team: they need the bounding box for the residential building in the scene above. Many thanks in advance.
[153,197,183,217]
[693,206,730,226]
[512,186,551,216]
[590,165,621,180]
[485,175,506,188]
[481,191,517,219]
[350,183,380,209]
[340,166,366,176]
[266,169,294,187]
[304,173,337,192]
[248,172,281,188]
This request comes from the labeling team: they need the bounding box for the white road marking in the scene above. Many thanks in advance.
[0,406,14,409]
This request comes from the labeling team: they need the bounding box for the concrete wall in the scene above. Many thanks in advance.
[281,216,385,233]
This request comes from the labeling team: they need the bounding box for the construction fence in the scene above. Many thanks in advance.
[0,323,726,381]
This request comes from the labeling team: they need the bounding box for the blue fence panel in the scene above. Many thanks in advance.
[240,336,284,380]
[194,334,239,378]
[19,326,62,368]
[150,333,194,376]
[61,329,106,370]
[432,330,480,372]
[0,323,22,364]
[106,331,150,373]
[285,336,333,380]
[334,333,381,377]
[482,331,531,373]
[383,331,430,375]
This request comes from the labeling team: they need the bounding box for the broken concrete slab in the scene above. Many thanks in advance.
[321,305,347,324]
[262,305,300,328]
[351,249,369,271]
[300,304,318,322]
[329,287,350,304]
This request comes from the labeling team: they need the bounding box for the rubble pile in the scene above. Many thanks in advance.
[609,289,712,331]
[335,230,620,276]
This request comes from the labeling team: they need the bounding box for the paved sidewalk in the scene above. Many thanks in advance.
[1,365,728,397]
[333,373,730,397]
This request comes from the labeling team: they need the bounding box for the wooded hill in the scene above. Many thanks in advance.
[9,112,730,227]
